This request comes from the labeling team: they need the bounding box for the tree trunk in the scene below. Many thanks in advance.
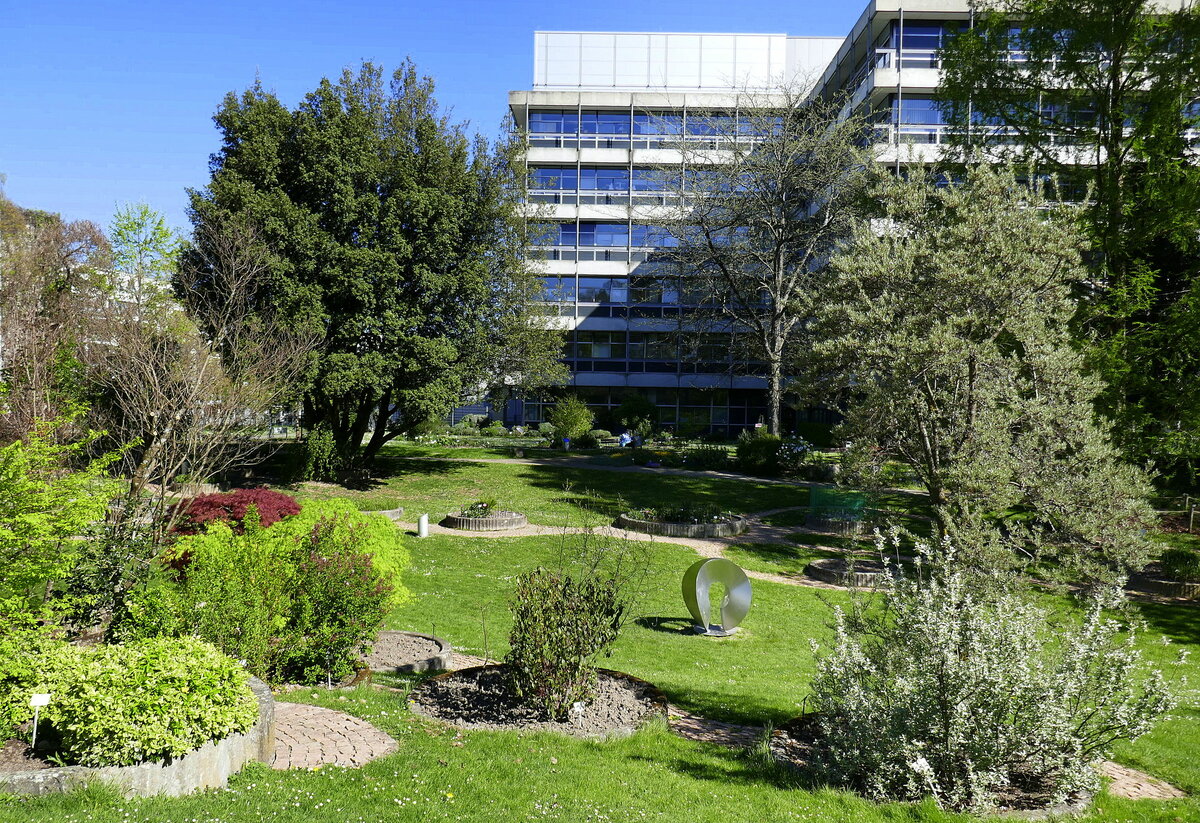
[767,357,783,436]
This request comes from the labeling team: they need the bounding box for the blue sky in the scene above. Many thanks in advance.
[1,1,860,233]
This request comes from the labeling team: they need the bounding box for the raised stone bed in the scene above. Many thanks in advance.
[441,510,528,531]
[366,507,405,522]
[1127,572,1200,599]
[804,557,907,588]
[409,664,668,740]
[805,513,865,537]
[615,513,748,538]
[365,630,453,674]
[0,677,274,798]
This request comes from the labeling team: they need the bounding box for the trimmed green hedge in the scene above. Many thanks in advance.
[11,636,257,767]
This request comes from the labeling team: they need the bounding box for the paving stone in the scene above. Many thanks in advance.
[1098,760,1187,800]
[270,702,397,770]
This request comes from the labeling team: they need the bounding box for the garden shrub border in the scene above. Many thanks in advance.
[441,510,528,531]
[616,512,748,538]
[0,677,274,798]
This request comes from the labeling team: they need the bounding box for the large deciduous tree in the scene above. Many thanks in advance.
[645,89,870,435]
[937,0,1200,483]
[186,61,563,474]
[813,165,1152,583]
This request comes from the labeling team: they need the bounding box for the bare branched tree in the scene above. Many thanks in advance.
[641,85,870,434]
[87,214,312,540]
[0,193,108,441]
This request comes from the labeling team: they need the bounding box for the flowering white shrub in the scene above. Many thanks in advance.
[807,543,1171,812]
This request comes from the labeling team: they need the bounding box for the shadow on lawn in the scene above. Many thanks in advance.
[635,616,696,634]
[1138,599,1200,646]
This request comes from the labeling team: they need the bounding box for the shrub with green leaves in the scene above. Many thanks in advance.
[32,637,259,767]
[684,443,730,471]
[0,622,65,740]
[284,517,394,684]
[807,543,1171,812]
[0,417,121,616]
[736,429,782,475]
[506,568,623,720]
[546,396,595,445]
[165,499,408,683]
[303,425,340,481]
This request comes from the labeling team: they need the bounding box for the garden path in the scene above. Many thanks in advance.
[271,702,397,770]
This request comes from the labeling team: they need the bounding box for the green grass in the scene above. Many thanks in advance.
[9,461,1200,823]
[724,540,843,577]
[1150,531,1200,555]
[388,533,838,725]
[292,458,809,524]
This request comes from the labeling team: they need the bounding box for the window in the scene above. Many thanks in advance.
[530,166,578,190]
[893,96,946,126]
[633,113,683,135]
[529,111,578,134]
[579,167,630,191]
[574,331,626,359]
[540,277,575,302]
[576,222,629,247]
[578,278,628,303]
[580,111,631,135]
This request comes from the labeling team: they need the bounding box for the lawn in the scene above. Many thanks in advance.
[8,460,1200,823]
[291,458,810,525]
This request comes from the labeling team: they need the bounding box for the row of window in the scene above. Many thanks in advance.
[529,110,766,137]
[567,331,730,362]
[537,222,680,248]
[531,166,669,192]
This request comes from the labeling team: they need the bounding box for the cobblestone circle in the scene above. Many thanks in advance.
[271,702,397,770]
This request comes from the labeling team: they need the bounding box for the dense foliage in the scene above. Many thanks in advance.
[545,396,595,446]
[171,488,301,534]
[131,499,406,684]
[8,636,257,767]
[186,60,563,473]
[0,418,120,617]
[816,165,1153,582]
[809,545,1171,812]
[506,568,623,720]
[938,0,1200,483]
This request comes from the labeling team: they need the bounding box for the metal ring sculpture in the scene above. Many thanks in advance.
[681,558,752,636]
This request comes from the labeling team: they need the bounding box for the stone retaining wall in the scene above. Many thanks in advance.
[804,558,889,588]
[0,677,275,798]
[615,514,748,538]
[441,511,528,531]
[805,514,864,537]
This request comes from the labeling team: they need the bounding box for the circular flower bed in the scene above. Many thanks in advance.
[804,557,913,588]
[409,664,667,740]
[365,630,453,674]
[441,510,528,531]
[617,506,747,538]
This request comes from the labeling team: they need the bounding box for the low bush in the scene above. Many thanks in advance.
[507,568,623,719]
[459,499,500,518]
[284,518,394,684]
[302,425,340,481]
[574,432,600,449]
[808,543,1171,812]
[736,429,783,475]
[1160,547,1200,581]
[481,422,508,437]
[34,637,258,767]
[684,443,730,471]
[163,499,408,684]
[546,396,595,445]
[0,622,65,741]
[589,429,612,440]
[171,488,301,535]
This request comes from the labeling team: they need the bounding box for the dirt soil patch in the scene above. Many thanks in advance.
[410,665,665,739]
[365,631,445,671]
[0,738,52,772]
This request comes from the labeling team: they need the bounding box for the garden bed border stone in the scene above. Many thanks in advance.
[616,513,748,538]
[0,677,274,798]
[441,510,528,531]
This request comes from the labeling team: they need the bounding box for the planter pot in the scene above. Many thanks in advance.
[0,677,274,798]
[616,513,748,538]
[441,510,528,531]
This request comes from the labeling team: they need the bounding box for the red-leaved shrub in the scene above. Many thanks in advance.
[172,488,301,535]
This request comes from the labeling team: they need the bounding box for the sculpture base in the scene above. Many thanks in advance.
[692,625,739,637]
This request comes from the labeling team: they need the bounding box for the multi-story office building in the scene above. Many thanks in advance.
[505,0,1146,434]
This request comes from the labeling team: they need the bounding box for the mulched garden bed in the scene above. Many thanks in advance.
[364,630,452,673]
[409,664,667,740]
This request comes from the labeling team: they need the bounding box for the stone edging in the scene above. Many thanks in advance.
[369,630,453,674]
[366,507,405,522]
[805,513,865,537]
[1127,573,1200,599]
[804,558,892,588]
[0,676,274,798]
[441,511,529,531]
[409,664,669,739]
[616,513,748,538]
